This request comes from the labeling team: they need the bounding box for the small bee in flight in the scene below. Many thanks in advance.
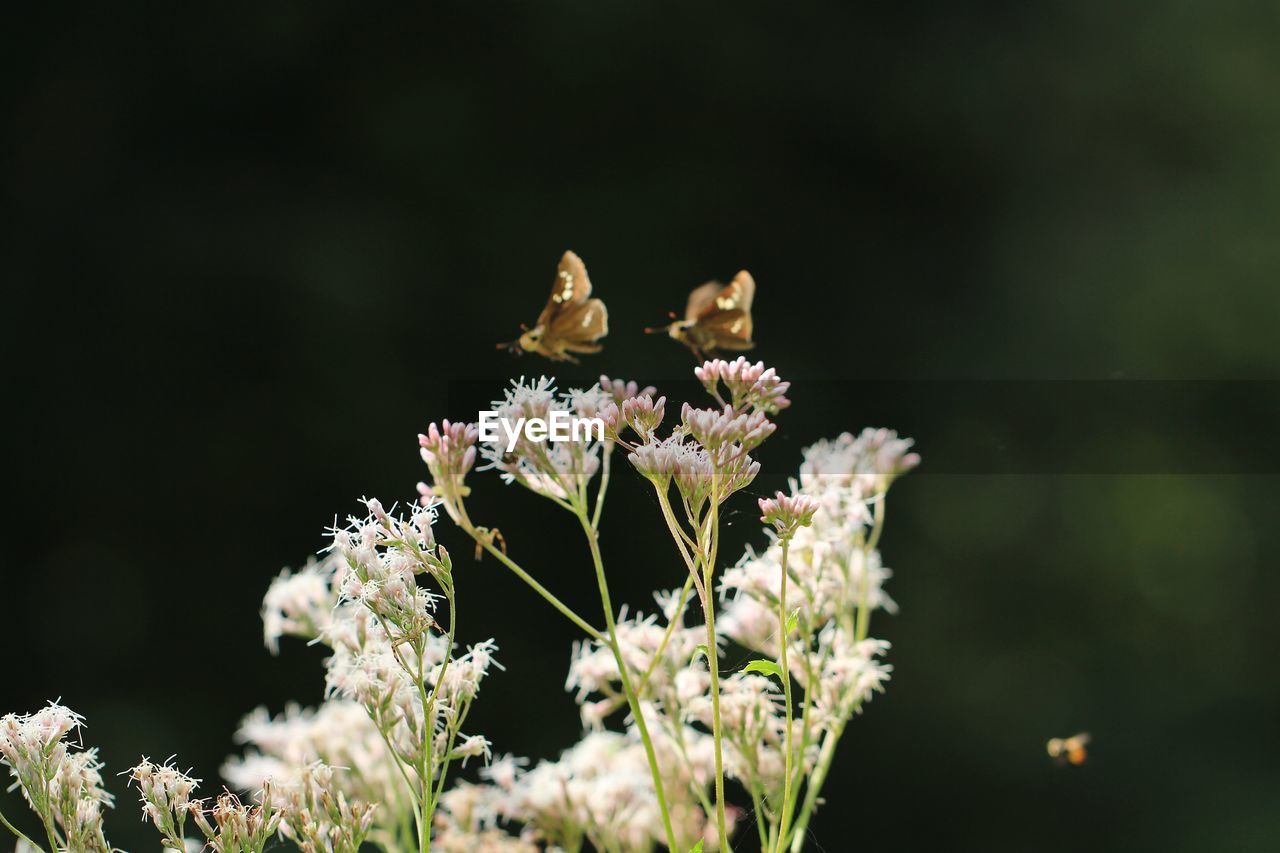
[647,270,756,361]
[1046,732,1091,766]
[499,250,608,363]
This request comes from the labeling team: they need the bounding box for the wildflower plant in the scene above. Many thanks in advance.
[412,358,918,852]
[0,705,111,852]
[1,351,917,852]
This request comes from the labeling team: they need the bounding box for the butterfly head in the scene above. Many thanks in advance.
[517,325,545,353]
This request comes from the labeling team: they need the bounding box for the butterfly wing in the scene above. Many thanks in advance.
[548,297,609,351]
[533,251,608,357]
[683,281,725,323]
[691,270,755,350]
[535,250,593,328]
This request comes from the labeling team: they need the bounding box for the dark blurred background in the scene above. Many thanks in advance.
[5,3,1280,851]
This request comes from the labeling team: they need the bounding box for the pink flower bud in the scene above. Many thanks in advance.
[758,491,820,536]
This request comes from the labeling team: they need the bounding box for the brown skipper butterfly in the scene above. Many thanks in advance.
[648,270,756,360]
[499,251,609,363]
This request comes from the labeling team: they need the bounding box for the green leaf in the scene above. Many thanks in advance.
[691,644,710,665]
[689,841,704,853]
[785,608,801,636]
[743,659,783,680]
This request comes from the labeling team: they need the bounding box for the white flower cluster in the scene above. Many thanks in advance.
[433,427,916,851]
[799,428,921,501]
[476,377,610,503]
[128,758,201,850]
[262,553,345,654]
[191,788,280,853]
[270,763,377,853]
[399,361,918,852]
[128,761,288,852]
[2,352,918,853]
[222,702,398,813]
[565,598,706,727]
[238,497,503,849]
[462,731,720,852]
[0,704,113,852]
[329,498,448,635]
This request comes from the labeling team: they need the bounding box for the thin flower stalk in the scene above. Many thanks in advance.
[755,492,820,851]
[424,377,682,851]
[774,538,796,852]
[702,473,730,849]
[635,573,697,697]
[779,478,901,852]
[578,509,681,851]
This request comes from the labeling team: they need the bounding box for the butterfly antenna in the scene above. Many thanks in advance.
[643,311,681,335]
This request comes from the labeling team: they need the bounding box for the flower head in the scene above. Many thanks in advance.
[758,491,820,538]
[2,704,113,852]
[419,420,480,502]
[272,762,377,851]
[261,553,345,653]
[192,787,281,852]
[324,498,454,656]
[620,394,667,441]
[681,403,775,452]
[627,436,703,489]
[477,377,605,503]
[600,375,657,406]
[695,357,791,414]
[799,428,920,498]
[128,758,202,848]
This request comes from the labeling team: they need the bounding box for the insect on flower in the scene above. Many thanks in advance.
[499,250,609,362]
[1047,732,1091,766]
[647,270,756,360]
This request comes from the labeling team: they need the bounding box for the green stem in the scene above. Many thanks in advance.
[0,806,43,851]
[775,538,796,853]
[780,619,818,840]
[431,697,474,808]
[591,443,613,531]
[703,477,731,851]
[786,720,843,853]
[635,572,696,697]
[665,716,717,818]
[39,807,60,853]
[853,498,884,649]
[418,696,438,829]
[418,586,457,853]
[413,674,430,853]
[654,488,702,573]
[371,718,419,816]
[788,495,887,851]
[455,508,603,641]
[734,724,772,852]
[866,488,887,552]
[747,777,770,851]
[576,511,681,853]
